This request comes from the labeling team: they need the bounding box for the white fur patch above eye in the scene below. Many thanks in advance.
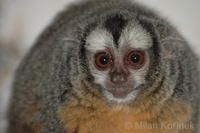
[85,29,114,53]
[119,26,152,50]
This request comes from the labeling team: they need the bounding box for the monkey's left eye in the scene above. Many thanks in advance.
[95,52,112,70]
[125,50,145,69]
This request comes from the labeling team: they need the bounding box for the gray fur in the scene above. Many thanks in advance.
[8,0,199,133]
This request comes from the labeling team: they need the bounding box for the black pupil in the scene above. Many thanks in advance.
[100,55,109,65]
[131,54,140,63]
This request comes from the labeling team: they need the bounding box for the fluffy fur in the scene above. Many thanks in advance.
[8,0,199,133]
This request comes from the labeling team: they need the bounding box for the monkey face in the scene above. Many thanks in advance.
[94,48,148,99]
[85,15,153,103]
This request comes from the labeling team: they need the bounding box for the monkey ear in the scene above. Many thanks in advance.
[153,22,178,60]
[161,48,174,60]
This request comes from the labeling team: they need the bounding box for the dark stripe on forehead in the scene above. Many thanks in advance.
[104,14,127,47]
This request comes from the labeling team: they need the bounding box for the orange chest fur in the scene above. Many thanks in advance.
[59,99,192,133]
[60,107,145,133]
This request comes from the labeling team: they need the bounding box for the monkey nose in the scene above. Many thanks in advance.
[111,73,127,85]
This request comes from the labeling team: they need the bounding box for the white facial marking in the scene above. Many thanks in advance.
[119,26,152,50]
[89,63,108,87]
[104,89,139,103]
[85,29,114,53]
[85,29,114,87]
[85,26,151,103]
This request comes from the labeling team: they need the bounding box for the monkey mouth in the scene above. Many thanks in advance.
[108,88,133,98]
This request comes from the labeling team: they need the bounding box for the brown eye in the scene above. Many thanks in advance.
[95,52,112,70]
[126,50,145,68]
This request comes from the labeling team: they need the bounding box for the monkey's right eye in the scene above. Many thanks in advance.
[95,52,112,70]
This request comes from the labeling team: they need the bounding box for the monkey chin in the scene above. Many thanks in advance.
[108,88,134,99]
[104,89,139,104]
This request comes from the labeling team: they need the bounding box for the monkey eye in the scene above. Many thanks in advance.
[125,50,145,69]
[95,52,112,70]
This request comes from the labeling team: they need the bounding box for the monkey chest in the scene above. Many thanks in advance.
[59,101,192,133]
